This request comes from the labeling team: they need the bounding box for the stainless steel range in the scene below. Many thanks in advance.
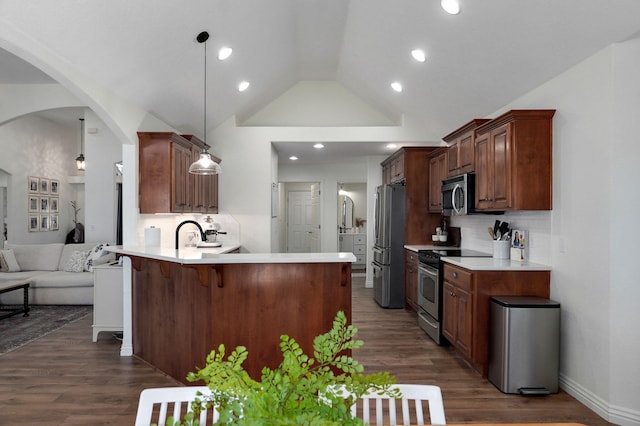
[417,248,491,345]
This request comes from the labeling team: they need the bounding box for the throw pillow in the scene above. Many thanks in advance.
[64,250,89,273]
[0,249,21,272]
[84,243,115,272]
[0,252,7,272]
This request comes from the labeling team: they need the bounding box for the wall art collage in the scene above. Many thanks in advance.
[28,176,59,232]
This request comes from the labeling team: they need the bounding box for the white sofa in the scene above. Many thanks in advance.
[0,242,113,305]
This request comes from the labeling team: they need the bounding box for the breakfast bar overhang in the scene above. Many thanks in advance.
[107,246,355,384]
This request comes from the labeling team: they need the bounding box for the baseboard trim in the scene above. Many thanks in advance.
[560,373,640,426]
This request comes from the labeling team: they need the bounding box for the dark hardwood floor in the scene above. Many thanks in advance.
[0,276,613,425]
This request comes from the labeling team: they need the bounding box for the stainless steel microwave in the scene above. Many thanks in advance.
[442,173,475,216]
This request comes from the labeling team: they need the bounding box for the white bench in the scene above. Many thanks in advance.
[0,279,30,320]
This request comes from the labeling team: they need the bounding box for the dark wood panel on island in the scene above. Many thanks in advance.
[130,257,352,384]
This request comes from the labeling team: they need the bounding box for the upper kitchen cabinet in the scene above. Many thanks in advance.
[138,132,220,214]
[428,148,447,213]
[381,147,439,244]
[443,119,490,177]
[382,149,406,184]
[474,110,555,212]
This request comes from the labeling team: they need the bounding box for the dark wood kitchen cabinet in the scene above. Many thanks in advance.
[474,110,555,212]
[443,118,490,177]
[404,249,419,311]
[138,132,220,214]
[442,265,473,358]
[441,262,550,376]
[428,148,447,213]
[381,147,440,245]
[382,149,405,184]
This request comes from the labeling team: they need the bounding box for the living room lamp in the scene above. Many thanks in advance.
[75,118,86,171]
[189,31,222,175]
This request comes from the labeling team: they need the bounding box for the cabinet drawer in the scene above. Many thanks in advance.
[354,235,366,245]
[353,245,365,255]
[405,250,417,263]
[355,254,366,264]
[443,264,472,290]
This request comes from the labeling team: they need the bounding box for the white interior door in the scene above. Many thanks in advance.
[309,183,321,252]
[287,190,312,252]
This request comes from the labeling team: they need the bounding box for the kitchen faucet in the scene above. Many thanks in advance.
[175,220,206,250]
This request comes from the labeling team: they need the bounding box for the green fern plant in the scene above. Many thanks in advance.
[166,310,399,426]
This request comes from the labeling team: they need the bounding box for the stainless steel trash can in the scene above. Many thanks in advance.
[489,296,560,395]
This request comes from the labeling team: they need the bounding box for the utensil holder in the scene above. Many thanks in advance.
[492,240,510,259]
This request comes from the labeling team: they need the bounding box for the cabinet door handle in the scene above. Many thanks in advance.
[452,272,458,278]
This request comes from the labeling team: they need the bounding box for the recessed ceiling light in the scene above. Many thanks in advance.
[313,143,325,149]
[289,155,299,161]
[386,144,398,149]
[411,49,426,62]
[391,82,403,92]
[218,46,233,60]
[441,0,460,15]
[238,81,250,92]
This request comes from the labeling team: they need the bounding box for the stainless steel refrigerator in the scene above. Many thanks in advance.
[372,183,406,308]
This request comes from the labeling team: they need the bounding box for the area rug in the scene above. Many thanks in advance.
[0,305,92,355]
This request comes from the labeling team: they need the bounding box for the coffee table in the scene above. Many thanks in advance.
[0,279,30,320]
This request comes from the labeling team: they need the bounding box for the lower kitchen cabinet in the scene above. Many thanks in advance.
[441,263,550,376]
[92,264,124,342]
[404,250,419,311]
[442,266,473,358]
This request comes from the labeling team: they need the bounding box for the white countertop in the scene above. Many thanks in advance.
[442,256,551,271]
[403,244,551,271]
[105,245,357,265]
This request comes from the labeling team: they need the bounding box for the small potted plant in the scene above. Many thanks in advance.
[166,311,398,425]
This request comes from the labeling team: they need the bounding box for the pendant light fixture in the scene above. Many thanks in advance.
[189,31,222,175]
[75,118,86,171]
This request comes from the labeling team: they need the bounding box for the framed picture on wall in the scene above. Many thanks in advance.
[39,178,49,194]
[40,197,49,212]
[49,197,59,213]
[28,215,39,232]
[29,176,39,193]
[29,196,39,213]
[39,215,49,231]
[50,215,59,231]
[50,179,60,195]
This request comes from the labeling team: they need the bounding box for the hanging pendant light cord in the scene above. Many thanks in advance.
[197,31,210,151]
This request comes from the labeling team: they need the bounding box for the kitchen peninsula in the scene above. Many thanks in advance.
[107,245,356,384]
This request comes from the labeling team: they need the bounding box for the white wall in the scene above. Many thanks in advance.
[83,109,122,243]
[0,114,80,243]
[450,38,640,425]
[210,80,435,254]
[609,36,640,424]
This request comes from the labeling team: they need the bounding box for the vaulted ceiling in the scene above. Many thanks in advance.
[2,0,640,154]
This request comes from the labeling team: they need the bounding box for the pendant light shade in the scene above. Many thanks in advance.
[189,151,221,174]
[76,118,86,171]
[189,31,221,175]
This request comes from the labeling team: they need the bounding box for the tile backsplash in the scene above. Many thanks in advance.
[451,210,552,265]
